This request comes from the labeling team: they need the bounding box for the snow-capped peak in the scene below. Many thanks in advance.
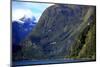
[12,9,36,23]
[13,9,33,19]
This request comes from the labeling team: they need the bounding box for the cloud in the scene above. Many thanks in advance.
[12,1,54,22]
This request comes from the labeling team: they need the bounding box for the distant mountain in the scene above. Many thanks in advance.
[12,15,37,58]
[13,4,96,61]
[12,15,36,45]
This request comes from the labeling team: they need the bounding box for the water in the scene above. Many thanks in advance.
[13,59,86,66]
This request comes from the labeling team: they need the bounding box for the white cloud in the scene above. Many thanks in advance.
[12,9,33,20]
[12,1,54,22]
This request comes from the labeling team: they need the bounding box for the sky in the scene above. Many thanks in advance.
[12,1,54,22]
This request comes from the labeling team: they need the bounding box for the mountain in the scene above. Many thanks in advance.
[13,4,96,61]
[12,15,36,44]
[12,15,37,60]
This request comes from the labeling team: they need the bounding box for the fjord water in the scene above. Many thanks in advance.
[14,59,87,66]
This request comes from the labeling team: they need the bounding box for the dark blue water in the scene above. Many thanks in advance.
[13,59,87,66]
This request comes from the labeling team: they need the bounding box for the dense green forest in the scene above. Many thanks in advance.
[65,14,96,60]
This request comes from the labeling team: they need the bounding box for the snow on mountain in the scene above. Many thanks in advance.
[12,14,37,45]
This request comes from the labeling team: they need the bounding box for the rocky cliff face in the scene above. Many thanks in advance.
[13,4,96,61]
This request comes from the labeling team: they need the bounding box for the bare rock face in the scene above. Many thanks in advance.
[13,4,96,60]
